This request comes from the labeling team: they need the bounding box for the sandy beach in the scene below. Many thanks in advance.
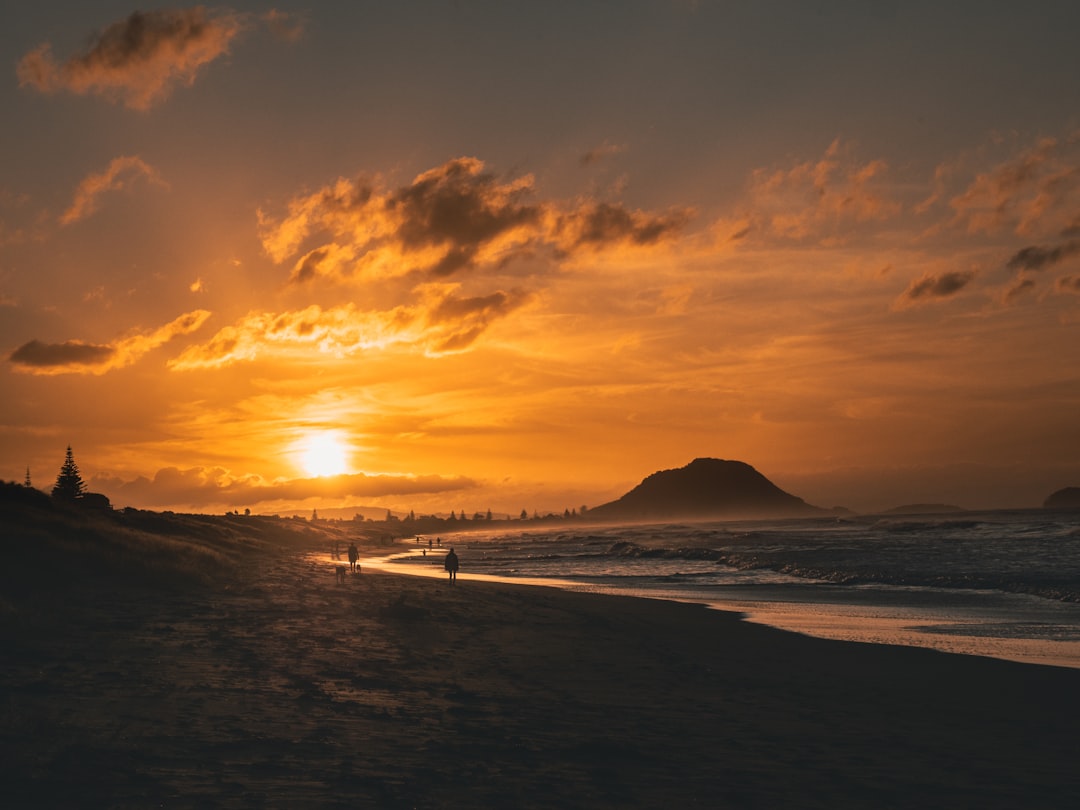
[3,536,1080,809]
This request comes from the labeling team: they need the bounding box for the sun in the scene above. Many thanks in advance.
[297,431,350,478]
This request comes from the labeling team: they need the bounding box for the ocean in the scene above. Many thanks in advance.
[369,507,1080,670]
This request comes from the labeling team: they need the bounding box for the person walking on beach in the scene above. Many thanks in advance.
[444,547,459,583]
[347,542,359,573]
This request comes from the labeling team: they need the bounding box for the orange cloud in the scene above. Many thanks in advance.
[8,309,211,375]
[744,139,900,243]
[169,285,534,370]
[946,135,1080,238]
[60,156,167,225]
[258,157,691,285]
[17,8,244,109]
[97,465,475,509]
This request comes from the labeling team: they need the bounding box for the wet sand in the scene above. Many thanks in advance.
[3,545,1080,809]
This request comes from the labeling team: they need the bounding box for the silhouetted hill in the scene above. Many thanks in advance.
[1043,487,1080,509]
[587,458,826,522]
[0,481,379,596]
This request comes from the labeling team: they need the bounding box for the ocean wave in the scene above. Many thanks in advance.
[871,519,986,533]
[732,561,1080,603]
[470,514,1080,605]
[603,541,1080,601]
[608,541,725,561]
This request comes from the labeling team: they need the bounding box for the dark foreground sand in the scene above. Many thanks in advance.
[3,547,1080,809]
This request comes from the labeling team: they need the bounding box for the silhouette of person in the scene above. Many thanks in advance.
[444,547,459,583]
[348,542,359,572]
[428,537,433,549]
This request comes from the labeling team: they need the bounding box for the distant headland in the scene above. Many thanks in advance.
[1043,487,1080,509]
[586,458,828,522]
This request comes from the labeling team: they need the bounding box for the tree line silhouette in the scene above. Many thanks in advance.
[34,446,111,511]
[19,447,590,526]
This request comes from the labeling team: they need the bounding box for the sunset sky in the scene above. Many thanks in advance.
[3,1,1080,516]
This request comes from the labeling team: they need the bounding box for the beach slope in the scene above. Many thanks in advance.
[2,527,1079,808]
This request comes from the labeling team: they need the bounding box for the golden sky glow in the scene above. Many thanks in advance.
[3,3,1080,515]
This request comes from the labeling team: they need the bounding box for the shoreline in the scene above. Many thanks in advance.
[365,544,1080,671]
[4,547,1080,807]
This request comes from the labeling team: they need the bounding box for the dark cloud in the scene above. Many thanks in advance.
[897,270,976,307]
[17,8,245,109]
[1055,276,1080,295]
[1002,277,1036,304]
[9,339,114,368]
[425,288,533,352]
[293,247,330,283]
[556,202,692,249]
[390,158,542,253]
[9,310,210,375]
[1005,239,1080,272]
[427,289,523,323]
[261,157,692,285]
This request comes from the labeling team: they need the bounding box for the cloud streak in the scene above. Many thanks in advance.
[9,310,211,375]
[580,140,628,166]
[96,465,477,509]
[17,8,245,109]
[60,156,167,224]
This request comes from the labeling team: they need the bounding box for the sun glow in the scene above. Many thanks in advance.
[296,430,350,477]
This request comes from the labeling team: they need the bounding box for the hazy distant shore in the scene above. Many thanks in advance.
[3,511,1079,808]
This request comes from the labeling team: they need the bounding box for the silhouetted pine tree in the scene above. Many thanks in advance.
[52,446,86,501]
